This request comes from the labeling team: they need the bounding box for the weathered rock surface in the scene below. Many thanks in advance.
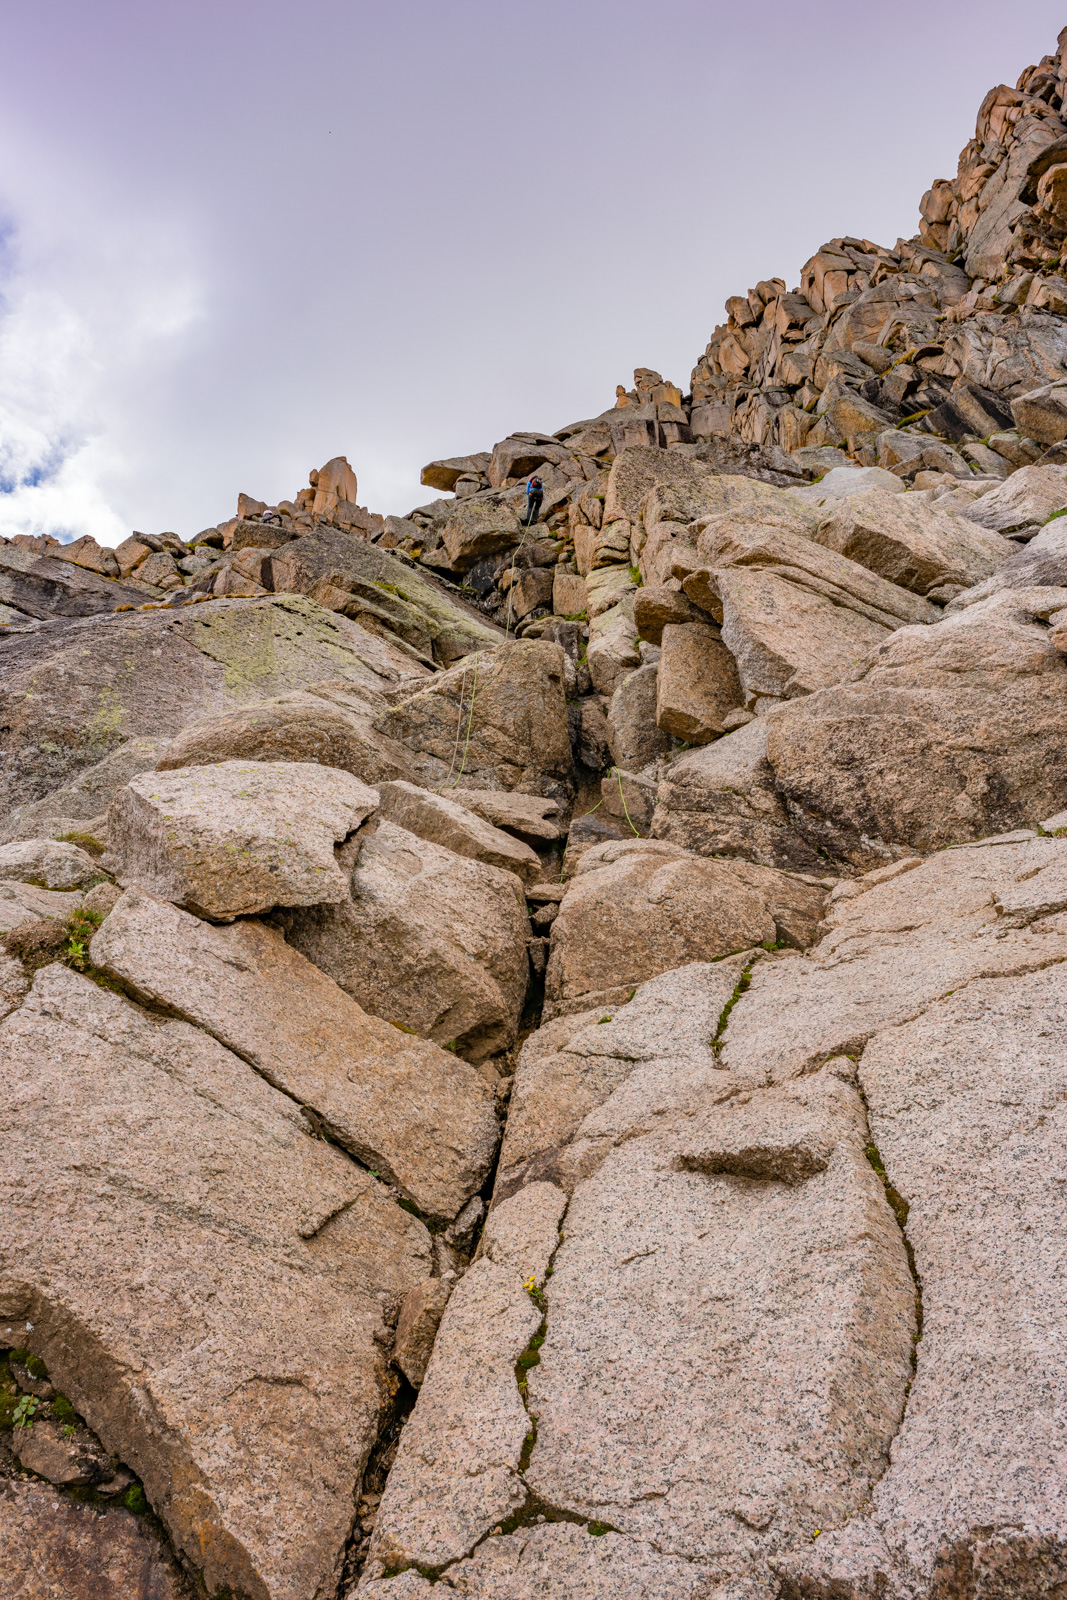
[268,528,500,663]
[632,581,707,643]
[376,780,543,885]
[785,962,1067,1599]
[686,522,939,703]
[0,878,83,934]
[957,462,1067,536]
[108,760,378,919]
[523,1065,913,1591]
[155,683,429,786]
[0,1473,185,1600]
[656,620,743,741]
[393,1278,453,1388]
[607,662,670,770]
[0,838,100,890]
[287,818,530,1060]
[448,788,561,845]
[373,641,572,796]
[479,1180,567,1287]
[650,718,823,871]
[0,544,151,620]
[586,603,641,695]
[0,595,420,832]
[545,837,825,1015]
[766,589,1067,862]
[368,966,915,1597]
[92,887,498,1220]
[813,487,1011,596]
[363,1258,541,1577]
[720,835,1067,1084]
[438,1520,712,1599]
[0,963,432,1600]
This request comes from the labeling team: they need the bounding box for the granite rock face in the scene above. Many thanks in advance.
[544,837,825,1016]
[287,818,531,1061]
[766,589,1067,863]
[91,887,498,1220]
[372,640,573,796]
[0,838,101,890]
[376,780,543,885]
[154,684,431,787]
[0,1474,185,1600]
[0,594,422,837]
[0,964,432,1600]
[10,31,1067,1600]
[650,717,823,871]
[108,759,379,919]
[784,964,1067,1599]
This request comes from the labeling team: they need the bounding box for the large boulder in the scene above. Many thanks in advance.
[0,963,432,1600]
[375,780,543,885]
[1010,378,1067,444]
[286,818,530,1061]
[0,838,100,890]
[957,462,1067,537]
[655,621,743,741]
[448,788,562,846]
[812,486,1012,597]
[766,589,1067,864]
[0,880,83,934]
[0,544,150,621]
[0,594,423,835]
[607,663,670,771]
[586,603,641,696]
[92,887,498,1220]
[520,1066,912,1593]
[650,718,824,871]
[154,683,430,785]
[544,837,826,1015]
[372,640,573,796]
[420,452,492,492]
[108,761,378,919]
[685,522,939,704]
[439,500,523,569]
[268,529,500,663]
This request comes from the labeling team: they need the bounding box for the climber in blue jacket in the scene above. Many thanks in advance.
[524,474,544,527]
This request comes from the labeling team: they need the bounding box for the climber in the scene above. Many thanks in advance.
[524,474,544,527]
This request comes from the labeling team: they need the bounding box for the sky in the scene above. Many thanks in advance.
[0,1,1065,546]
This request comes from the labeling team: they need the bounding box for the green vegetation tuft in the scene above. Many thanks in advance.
[56,830,106,858]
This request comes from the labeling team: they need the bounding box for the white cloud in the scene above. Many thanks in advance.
[0,179,203,545]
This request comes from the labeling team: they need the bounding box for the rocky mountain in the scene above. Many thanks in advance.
[2,31,1067,1600]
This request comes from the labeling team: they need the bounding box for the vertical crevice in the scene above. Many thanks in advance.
[863,1136,924,1367]
[711,954,759,1053]
[339,1374,419,1594]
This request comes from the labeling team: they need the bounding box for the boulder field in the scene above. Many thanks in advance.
[3,32,1067,1600]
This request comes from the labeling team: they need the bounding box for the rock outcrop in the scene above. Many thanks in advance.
[5,30,1067,1600]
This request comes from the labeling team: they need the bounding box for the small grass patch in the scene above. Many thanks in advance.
[56,830,106,857]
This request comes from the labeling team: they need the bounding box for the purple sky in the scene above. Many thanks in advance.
[0,0,1064,544]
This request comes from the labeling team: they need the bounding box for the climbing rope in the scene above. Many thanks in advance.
[436,654,480,793]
